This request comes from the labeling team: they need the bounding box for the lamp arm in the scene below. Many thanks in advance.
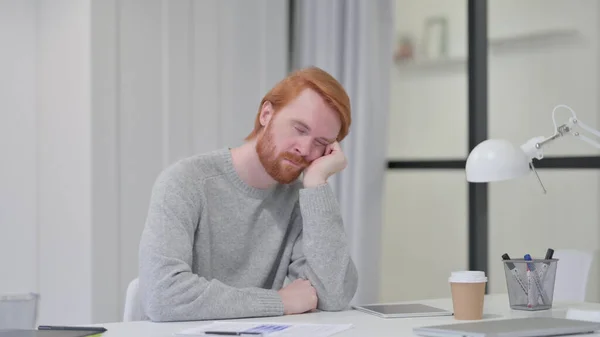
[521,106,600,159]
[569,117,600,149]
[523,112,600,196]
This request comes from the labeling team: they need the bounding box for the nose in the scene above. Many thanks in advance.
[293,137,312,157]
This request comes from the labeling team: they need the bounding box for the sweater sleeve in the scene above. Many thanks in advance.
[138,163,284,322]
[287,183,359,311]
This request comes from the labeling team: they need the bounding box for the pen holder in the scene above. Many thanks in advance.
[0,292,39,329]
[502,259,558,311]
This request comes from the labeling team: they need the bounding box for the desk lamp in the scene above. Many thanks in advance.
[465,105,600,193]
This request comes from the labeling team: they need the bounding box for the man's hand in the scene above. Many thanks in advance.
[278,279,318,315]
[303,141,347,188]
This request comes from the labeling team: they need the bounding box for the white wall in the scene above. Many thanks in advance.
[90,0,120,323]
[0,0,38,297]
[1,0,288,324]
[1,0,95,324]
[382,0,600,303]
[37,0,93,324]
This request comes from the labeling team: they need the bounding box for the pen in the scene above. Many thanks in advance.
[204,331,263,336]
[38,326,107,333]
[502,253,528,295]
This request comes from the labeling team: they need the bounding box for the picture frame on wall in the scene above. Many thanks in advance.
[423,16,449,59]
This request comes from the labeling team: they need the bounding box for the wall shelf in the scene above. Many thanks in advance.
[394,28,582,73]
[394,57,465,73]
[489,28,581,48]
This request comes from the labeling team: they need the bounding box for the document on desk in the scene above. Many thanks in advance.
[175,321,353,337]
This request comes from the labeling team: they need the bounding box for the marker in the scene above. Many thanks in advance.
[538,248,554,281]
[525,256,536,308]
[524,254,548,305]
[38,326,107,333]
[502,253,528,295]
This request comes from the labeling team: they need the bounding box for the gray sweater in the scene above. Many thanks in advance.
[138,148,358,322]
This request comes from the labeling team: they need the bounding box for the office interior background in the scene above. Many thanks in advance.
[2,0,600,327]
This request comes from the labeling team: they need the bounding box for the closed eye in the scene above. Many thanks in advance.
[294,126,308,134]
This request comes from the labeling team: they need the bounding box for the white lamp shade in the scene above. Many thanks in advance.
[465,139,531,182]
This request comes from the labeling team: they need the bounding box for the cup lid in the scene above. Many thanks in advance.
[449,271,488,283]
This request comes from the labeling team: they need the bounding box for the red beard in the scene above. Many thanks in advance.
[256,124,309,184]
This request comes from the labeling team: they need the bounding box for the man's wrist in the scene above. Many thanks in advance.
[303,173,329,188]
[277,289,288,315]
[303,177,327,188]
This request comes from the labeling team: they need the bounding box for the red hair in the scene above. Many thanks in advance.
[245,66,351,141]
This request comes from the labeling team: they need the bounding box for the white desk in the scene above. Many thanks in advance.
[96,294,600,337]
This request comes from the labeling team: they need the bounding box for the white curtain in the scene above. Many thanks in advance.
[292,0,395,304]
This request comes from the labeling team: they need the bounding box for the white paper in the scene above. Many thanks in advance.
[175,321,353,337]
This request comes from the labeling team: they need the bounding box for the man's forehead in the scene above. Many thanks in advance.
[279,91,332,117]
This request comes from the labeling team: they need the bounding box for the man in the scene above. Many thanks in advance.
[138,66,358,322]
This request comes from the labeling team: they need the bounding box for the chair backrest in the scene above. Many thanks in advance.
[0,293,39,329]
[123,278,142,321]
[552,249,594,302]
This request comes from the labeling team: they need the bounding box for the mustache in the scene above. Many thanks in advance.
[280,152,309,167]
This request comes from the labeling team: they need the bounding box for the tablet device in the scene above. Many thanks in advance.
[353,303,453,318]
[0,330,101,337]
[413,317,600,337]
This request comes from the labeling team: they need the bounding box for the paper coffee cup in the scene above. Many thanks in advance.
[449,271,487,320]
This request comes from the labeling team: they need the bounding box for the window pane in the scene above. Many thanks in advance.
[380,171,468,302]
[488,170,600,301]
[389,0,468,160]
[488,0,600,157]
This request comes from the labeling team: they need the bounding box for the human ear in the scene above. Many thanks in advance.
[259,101,274,126]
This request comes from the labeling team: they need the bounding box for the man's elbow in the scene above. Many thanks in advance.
[317,293,354,311]
[143,295,176,322]
[142,288,210,322]
[318,283,358,311]
[141,285,194,322]
[319,271,359,311]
